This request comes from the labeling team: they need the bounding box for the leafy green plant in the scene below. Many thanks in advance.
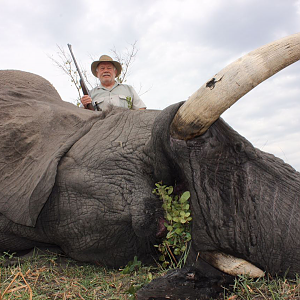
[153,182,192,269]
[121,256,142,274]
[126,96,133,109]
[0,251,16,260]
[0,251,16,265]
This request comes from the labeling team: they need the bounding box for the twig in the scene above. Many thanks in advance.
[1,271,33,299]
[166,243,178,265]
[19,271,33,300]
[1,271,19,297]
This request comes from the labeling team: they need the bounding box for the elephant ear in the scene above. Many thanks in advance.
[0,70,100,227]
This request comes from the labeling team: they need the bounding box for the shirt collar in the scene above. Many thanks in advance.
[97,81,120,91]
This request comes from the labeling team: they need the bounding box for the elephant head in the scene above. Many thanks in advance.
[147,32,300,277]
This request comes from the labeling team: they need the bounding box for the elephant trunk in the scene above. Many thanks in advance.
[170,32,300,140]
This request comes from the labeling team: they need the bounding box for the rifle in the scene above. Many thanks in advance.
[67,44,99,110]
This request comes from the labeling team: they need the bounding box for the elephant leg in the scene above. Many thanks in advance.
[0,215,53,252]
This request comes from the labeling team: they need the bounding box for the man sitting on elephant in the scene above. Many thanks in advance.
[80,55,146,111]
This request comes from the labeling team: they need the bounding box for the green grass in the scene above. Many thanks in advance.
[0,249,299,299]
[225,274,300,300]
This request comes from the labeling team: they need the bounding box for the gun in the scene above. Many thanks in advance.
[67,44,99,110]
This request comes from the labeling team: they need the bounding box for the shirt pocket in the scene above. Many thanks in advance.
[118,95,132,108]
[92,95,106,110]
[93,95,106,105]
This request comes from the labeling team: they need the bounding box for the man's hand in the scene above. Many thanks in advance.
[81,95,94,110]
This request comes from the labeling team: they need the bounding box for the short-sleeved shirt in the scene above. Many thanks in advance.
[88,82,146,111]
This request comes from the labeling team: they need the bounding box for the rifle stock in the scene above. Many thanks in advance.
[80,78,89,96]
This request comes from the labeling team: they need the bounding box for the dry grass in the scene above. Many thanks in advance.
[0,249,164,299]
[0,249,299,299]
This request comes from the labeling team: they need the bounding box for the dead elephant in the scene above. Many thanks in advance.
[0,33,300,299]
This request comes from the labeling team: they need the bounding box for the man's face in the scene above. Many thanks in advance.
[96,62,117,87]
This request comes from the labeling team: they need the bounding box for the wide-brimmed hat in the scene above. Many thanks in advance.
[91,55,122,77]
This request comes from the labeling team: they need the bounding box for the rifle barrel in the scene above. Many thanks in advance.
[67,44,89,96]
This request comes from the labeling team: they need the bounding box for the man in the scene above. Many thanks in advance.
[81,55,146,111]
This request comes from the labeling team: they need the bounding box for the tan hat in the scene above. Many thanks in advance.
[91,55,122,77]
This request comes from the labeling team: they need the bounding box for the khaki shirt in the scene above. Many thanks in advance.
[89,82,146,111]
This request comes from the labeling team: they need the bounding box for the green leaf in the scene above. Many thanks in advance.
[166,213,172,221]
[167,186,173,195]
[174,248,180,255]
[173,222,181,228]
[167,232,174,239]
[179,191,190,203]
[159,255,165,261]
[165,195,172,202]
[173,210,179,217]
[175,228,182,234]
[173,236,178,245]
[162,261,169,268]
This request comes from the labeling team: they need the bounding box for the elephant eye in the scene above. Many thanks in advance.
[234,142,244,153]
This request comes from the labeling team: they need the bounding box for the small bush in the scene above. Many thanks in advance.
[153,182,192,269]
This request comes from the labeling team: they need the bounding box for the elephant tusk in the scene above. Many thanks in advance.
[199,251,265,278]
[170,32,300,140]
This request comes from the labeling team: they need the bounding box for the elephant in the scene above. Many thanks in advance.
[1,33,300,296]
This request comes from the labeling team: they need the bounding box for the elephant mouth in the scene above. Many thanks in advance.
[155,217,167,238]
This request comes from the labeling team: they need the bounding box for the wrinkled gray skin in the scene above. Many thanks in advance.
[40,108,163,266]
[0,70,299,278]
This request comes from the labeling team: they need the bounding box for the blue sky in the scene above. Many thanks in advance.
[1,0,300,170]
